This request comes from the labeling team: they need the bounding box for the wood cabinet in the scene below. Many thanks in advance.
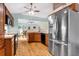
[45,34,48,46]
[28,32,41,42]
[0,35,5,56]
[53,3,66,10]
[28,32,48,46]
[53,3,78,12]
[5,6,14,26]
[0,3,14,56]
[69,3,77,12]
[5,37,14,56]
[34,33,41,42]
[28,33,34,42]
[0,3,5,56]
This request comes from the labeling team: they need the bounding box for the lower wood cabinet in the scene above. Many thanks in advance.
[28,32,48,46]
[28,33,34,42]
[34,33,41,42]
[45,34,48,46]
[28,32,41,42]
[5,37,14,56]
[0,48,5,56]
[0,35,5,56]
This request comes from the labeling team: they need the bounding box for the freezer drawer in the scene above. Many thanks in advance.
[54,42,68,56]
[48,40,54,55]
[54,42,61,56]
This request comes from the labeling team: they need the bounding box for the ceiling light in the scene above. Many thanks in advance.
[28,10,34,15]
[23,3,40,16]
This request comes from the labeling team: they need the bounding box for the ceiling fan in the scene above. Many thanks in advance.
[23,3,40,15]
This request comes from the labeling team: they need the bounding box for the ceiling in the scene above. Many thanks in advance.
[5,3,53,18]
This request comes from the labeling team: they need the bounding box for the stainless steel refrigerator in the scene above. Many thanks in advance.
[48,8,79,56]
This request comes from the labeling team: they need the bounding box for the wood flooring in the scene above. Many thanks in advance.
[15,40,51,56]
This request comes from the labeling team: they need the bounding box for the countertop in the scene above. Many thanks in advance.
[4,32,18,39]
[27,32,48,34]
[4,34,14,39]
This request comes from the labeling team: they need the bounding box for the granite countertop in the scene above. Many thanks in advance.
[27,31,48,34]
[4,34,14,39]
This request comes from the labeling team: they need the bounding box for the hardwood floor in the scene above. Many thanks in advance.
[15,40,51,56]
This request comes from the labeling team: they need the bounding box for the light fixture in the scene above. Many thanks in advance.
[28,10,34,15]
[24,3,40,15]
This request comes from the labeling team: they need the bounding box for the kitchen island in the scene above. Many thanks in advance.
[28,32,41,43]
[28,32,49,46]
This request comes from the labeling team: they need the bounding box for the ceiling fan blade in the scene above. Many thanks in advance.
[34,10,40,12]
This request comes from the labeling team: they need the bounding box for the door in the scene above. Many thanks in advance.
[34,33,41,42]
[68,9,79,56]
[28,33,34,42]
[61,9,68,44]
[0,4,5,56]
[56,8,68,43]
[49,15,58,41]
[48,8,68,56]
[48,14,58,55]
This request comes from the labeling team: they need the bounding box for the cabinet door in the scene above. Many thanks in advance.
[0,4,5,56]
[5,39,12,56]
[69,3,77,12]
[12,37,14,56]
[0,35,5,56]
[34,33,41,42]
[5,38,14,56]
[45,34,48,46]
[28,33,34,42]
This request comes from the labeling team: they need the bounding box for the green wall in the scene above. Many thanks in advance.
[12,13,48,33]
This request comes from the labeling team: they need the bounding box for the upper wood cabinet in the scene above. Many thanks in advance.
[5,5,14,27]
[53,3,79,12]
[53,3,66,10]
[69,3,79,12]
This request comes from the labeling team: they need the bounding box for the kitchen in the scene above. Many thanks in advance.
[0,3,79,56]
[0,3,51,56]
